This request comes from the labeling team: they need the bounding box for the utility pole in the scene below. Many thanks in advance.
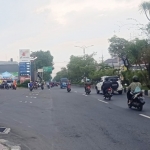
[99,54,104,63]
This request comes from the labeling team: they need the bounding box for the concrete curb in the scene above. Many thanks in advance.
[0,139,21,150]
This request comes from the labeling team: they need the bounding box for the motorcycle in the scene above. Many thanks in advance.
[5,84,9,90]
[85,85,91,95]
[29,86,33,92]
[128,91,145,111]
[67,84,71,92]
[12,84,17,90]
[104,88,112,100]
[41,84,44,90]
[47,84,50,89]
[33,84,38,90]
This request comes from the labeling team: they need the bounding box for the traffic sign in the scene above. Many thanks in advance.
[43,66,52,72]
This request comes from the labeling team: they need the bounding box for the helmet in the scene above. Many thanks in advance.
[132,76,138,82]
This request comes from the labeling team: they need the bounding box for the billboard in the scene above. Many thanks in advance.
[19,49,30,62]
[19,62,31,76]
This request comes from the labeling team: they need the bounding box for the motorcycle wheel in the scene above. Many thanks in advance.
[127,100,132,108]
[138,106,143,111]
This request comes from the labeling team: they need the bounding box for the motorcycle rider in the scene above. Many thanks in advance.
[12,80,17,89]
[127,76,142,104]
[29,81,33,87]
[84,79,91,92]
[102,78,112,96]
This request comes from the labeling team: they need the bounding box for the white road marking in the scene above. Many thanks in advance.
[30,102,32,104]
[98,99,108,104]
[13,119,22,124]
[19,101,22,102]
[34,97,37,98]
[74,91,77,93]
[26,96,28,98]
[139,114,150,119]
[25,101,27,103]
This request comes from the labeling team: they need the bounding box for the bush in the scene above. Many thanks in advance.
[17,80,30,88]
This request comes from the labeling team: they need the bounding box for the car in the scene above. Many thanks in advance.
[95,76,123,95]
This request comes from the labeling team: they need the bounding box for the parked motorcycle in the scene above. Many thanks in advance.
[104,88,112,100]
[128,91,145,111]
[85,85,91,95]
[67,84,71,92]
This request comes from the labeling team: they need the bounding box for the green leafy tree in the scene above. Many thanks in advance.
[67,53,97,82]
[31,50,53,69]
[53,67,68,81]
[140,1,150,21]
[31,50,54,81]
[108,36,130,70]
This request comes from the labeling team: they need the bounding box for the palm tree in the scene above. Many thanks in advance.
[140,1,150,21]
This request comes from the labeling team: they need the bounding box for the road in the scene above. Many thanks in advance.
[0,86,150,150]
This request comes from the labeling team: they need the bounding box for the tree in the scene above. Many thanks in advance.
[67,53,97,82]
[108,36,130,70]
[140,1,150,21]
[98,62,112,71]
[53,67,68,81]
[31,50,54,81]
[31,50,53,69]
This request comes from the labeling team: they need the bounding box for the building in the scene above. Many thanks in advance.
[0,60,19,79]
[104,57,123,69]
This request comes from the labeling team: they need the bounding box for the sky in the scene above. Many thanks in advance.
[0,0,148,77]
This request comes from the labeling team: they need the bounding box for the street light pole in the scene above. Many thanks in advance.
[74,45,94,59]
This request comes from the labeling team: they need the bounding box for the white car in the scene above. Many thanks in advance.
[95,76,123,94]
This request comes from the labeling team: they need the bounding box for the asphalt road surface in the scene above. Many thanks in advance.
[0,86,150,150]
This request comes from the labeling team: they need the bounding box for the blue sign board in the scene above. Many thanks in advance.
[19,62,31,76]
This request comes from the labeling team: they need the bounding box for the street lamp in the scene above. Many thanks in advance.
[74,45,94,58]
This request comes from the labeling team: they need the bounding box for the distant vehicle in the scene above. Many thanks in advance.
[95,76,123,94]
[60,78,68,89]
[85,85,91,95]
[67,84,71,92]
[7,80,13,88]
